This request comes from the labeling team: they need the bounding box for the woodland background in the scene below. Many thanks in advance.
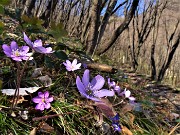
[9,0,180,87]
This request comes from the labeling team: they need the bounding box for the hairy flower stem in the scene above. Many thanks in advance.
[12,54,33,109]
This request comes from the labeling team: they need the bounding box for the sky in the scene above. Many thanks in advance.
[101,0,145,16]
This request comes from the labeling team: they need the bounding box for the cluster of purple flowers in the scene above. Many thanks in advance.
[2,33,54,62]
[2,33,54,111]
[2,32,136,132]
[108,78,135,103]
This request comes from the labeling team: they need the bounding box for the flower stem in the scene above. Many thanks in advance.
[12,54,33,108]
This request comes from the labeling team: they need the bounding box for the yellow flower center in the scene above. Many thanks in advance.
[42,98,45,102]
[12,49,20,56]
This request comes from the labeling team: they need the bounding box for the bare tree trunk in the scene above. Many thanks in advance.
[93,0,118,55]
[97,0,139,55]
[64,0,80,29]
[86,0,102,54]
[157,21,180,82]
[150,0,167,80]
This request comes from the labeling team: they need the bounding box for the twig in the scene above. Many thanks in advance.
[168,123,180,135]
[32,111,80,121]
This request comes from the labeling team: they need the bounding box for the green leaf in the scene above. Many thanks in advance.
[1,66,11,74]
[0,0,11,6]
[21,15,45,32]
[21,15,44,26]
[175,119,180,123]
[48,22,68,42]
[0,5,4,14]
[54,50,68,60]
[44,56,54,68]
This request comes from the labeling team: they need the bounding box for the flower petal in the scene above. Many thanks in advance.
[114,86,121,94]
[76,76,86,95]
[90,75,105,91]
[72,59,77,66]
[10,41,18,50]
[34,46,47,53]
[45,47,53,53]
[35,102,44,110]
[124,90,131,98]
[12,57,22,61]
[46,97,53,102]
[20,46,29,53]
[33,39,42,47]
[38,92,44,98]
[2,44,11,57]
[66,67,73,71]
[129,97,135,101]
[45,102,51,109]
[75,63,81,69]
[94,89,115,98]
[39,103,45,111]
[32,97,42,103]
[44,91,49,98]
[63,62,67,66]
[23,32,33,47]
[82,69,90,88]
[66,60,71,66]
[108,78,116,87]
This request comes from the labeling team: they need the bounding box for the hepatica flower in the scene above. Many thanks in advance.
[76,69,114,102]
[2,41,33,61]
[108,78,121,95]
[23,32,54,53]
[32,91,53,111]
[63,59,81,71]
[110,113,121,132]
[122,88,135,102]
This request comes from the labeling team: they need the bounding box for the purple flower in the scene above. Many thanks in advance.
[32,91,53,111]
[2,41,33,61]
[122,89,135,102]
[82,63,87,69]
[110,113,121,132]
[63,59,81,71]
[76,69,114,102]
[108,78,121,95]
[108,78,116,87]
[23,32,54,53]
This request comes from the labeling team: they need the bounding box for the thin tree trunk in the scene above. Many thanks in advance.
[86,0,102,54]
[157,22,180,82]
[97,0,139,55]
[92,0,118,56]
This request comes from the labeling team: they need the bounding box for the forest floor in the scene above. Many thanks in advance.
[117,64,180,134]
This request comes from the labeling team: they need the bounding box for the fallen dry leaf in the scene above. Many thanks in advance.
[121,104,134,114]
[121,125,133,135]
[9,96,27,104]
[128,113,135,127]
[29,127,37,135]
[38,122,55,133]
[95,98,116,118]
[1,87,40,96]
